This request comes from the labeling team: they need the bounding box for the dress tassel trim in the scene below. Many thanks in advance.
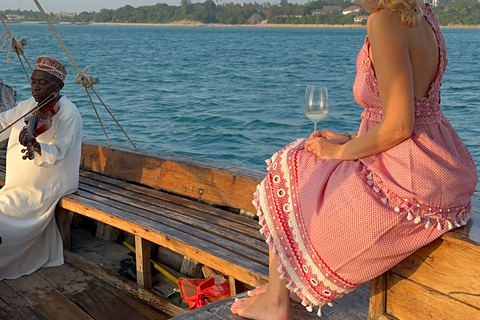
[407,210,414,221]
[364,168,472,231]
[424,219,432,229]
[254,156,359,318]
[286,280,293,290]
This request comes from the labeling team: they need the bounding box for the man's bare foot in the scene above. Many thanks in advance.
[249,284,302,303]
[231,292,290,320]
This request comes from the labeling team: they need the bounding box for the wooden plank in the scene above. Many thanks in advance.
[95,222,121,242]
[202,266,219,278]
[442,192,480,246]
[72,188,269,267]
[80,142,264,213]
[55,207,71,250]
[171,282,369,320]
[0,154,260,237]
[79,171,263,240]
[37,265,156,320]
[38,265,169,320]
[69,229,176,319]
[60,194,268,287]
[180,257,203,278]
[135,235,152,289]
[368,273,387,320]
[228,276,237,297]
[64,250,187,318]
[386,273,480,320]
[77,178,267,253]
[391,236,480,309]
[4,273,93,320]
[71,228,132,273]
[0,282,46,320]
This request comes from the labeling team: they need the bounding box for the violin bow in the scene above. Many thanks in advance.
[0,92,58,137]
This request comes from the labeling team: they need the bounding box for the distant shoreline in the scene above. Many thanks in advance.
[12,21,480,29]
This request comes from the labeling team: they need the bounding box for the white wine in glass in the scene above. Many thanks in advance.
[304,86,329,134]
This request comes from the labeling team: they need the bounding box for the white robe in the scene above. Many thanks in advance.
[0,96,82,280]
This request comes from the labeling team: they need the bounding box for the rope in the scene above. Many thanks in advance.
[32,0,137,150]
[0,16,25,65]
[0,15,32,82]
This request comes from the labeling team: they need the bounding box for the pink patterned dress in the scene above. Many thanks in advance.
[253,4,477,316]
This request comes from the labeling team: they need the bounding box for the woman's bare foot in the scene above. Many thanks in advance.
[231,291,290,320]
[247,284,267,297]
[249,284,302,303]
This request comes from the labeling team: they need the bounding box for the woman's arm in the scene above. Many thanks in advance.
[305,10,415,160]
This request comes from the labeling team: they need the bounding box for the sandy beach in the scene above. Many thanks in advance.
[85,21,480,28]
[20,20,480,29]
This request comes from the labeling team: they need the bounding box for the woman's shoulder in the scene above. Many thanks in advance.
[367,9,405,32]
[367,9,410,44]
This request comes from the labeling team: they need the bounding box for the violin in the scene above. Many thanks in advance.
[21,93,59,160]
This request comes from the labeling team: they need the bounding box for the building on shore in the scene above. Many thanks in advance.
[312,6,343,15]
[354,15,369,23]
[6,15,25,21]
[248,14,264,24]
[342,6,361,15]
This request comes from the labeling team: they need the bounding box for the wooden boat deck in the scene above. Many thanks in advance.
[0,227,370,320]
[171,283,370,320]
[1,264,369,320]
[0,262,172,320]
[0,228,186,320]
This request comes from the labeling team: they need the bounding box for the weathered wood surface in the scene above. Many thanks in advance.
[80,141,264,213]
[64,251,186,318]
[0,147,269,288]
[369,191,480,320]
[58,183,269,287]
[368,272,386,319]
[171,282,370,320]
[0,261,172,320]
[386,273,480,320]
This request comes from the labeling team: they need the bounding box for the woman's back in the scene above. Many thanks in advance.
[408,14,440,98]
[368,8,440,99]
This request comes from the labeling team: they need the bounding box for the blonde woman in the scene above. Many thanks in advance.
[231,0,477,319]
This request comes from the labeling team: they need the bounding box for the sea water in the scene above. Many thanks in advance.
[1,24,479,186]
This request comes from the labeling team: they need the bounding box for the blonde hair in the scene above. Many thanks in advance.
[357,0,424,27]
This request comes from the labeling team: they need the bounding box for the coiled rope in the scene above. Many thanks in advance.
[0,15,32,82]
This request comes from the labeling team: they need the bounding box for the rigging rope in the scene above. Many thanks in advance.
[30,0,137,150]
[0,15,32,82]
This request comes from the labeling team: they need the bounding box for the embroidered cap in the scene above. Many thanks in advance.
[33,56,67,82]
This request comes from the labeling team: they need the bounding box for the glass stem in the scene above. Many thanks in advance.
[314,122,317,134]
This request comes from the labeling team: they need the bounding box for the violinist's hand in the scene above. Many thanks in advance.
[309,130,349,144]
[19,127,30,147]
[19,128,41,155]
[305,135,344,160]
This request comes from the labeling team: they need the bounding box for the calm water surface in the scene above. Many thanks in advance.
[2,24,479,186]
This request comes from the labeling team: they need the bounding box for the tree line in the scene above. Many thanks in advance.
[1,0,480,26]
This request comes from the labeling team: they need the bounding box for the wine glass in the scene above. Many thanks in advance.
[303,86,329,135]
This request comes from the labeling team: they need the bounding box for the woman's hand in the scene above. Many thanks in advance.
[310,130,350,144]
[304,136,344,160]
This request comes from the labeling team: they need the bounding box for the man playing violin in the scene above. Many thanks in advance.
[0,56,82,280]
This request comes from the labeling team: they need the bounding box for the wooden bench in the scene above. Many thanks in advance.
[369,192,480,320]
[0,141,269,293]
